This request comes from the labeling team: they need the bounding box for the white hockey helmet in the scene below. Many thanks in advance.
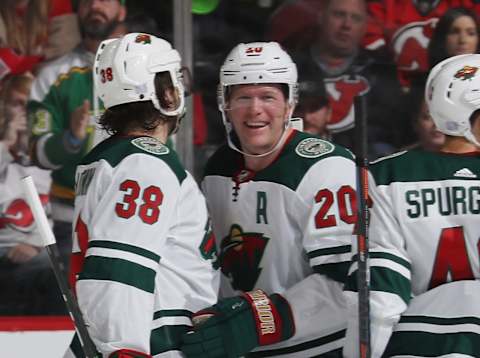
[426,53,480,146]
[218,41,298,112]
[94,33,185,117]
[217,42,299,156]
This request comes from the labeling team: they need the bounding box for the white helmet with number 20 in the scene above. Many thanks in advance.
[218,41,298,111]
[94,33,185,117]
[218,42,298,156]
[426,54,480,146]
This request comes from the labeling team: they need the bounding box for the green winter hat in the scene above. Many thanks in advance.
[192,0,219,15]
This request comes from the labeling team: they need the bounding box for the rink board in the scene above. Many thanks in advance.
[0,316,74,357]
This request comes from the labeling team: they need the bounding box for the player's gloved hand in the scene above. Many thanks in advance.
[181,289,295,358]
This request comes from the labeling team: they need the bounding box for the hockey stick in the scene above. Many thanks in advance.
[353,95,371,358]
[21,176,99,358]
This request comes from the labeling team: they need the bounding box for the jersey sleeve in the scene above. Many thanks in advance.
[28,67,87,170]
[73,154,218,356]
[299,155,357,284]
[343,170,411,358]
[275,155,357,350]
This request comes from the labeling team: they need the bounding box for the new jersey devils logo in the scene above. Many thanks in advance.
[454,66,478,81]
[219,224,269,291]
[392,18,437,72]
[0,195,49,232]
[325,75,370,133]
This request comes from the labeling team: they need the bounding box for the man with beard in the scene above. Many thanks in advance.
[27,0,127,264]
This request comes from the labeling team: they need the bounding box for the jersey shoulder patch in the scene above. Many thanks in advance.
[295,137,334,158]
[131,137,170,155]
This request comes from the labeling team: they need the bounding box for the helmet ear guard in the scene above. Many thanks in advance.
[94,33,186,118]
[426,54,480,146]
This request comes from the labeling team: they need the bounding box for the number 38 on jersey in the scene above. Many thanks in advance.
[115,179,164,225]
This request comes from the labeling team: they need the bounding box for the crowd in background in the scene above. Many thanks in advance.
[0,0,479,315]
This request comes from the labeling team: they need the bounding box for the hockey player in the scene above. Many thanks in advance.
[344,53,480,357]
[181,42,358,357]
[64,33,219,358]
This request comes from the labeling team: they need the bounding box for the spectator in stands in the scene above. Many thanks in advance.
[294,79,331,139]
[0,74,64,315]
[266,0,325,53]
[0,0,80,81]
[363,0,479,91]
[292,0,405,159]
[428,7,480,68]
[403,78,446,152]
[27,0,127,266]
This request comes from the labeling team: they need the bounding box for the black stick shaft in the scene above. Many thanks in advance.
[45,244,98,358]
[354,95,371,358]
[21,176,98,358]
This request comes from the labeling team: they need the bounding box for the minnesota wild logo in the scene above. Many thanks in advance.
[219,224,269,291]
[135,33,152,44]
[454,65,478,81]
[199,218,218,264]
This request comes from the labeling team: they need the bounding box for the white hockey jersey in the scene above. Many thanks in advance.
[0,143,51,248]
[344,148,480,357]
[66,136,219,358]
[202,130,357,357]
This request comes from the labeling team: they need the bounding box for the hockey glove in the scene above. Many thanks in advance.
[181,289,295,358]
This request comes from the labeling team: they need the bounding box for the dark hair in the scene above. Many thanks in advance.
[99,72,178,135]
[408,75,428,125]
[428,7,480,68]
[295,80,329,115]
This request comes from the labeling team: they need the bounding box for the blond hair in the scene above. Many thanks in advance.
[0,0,50,55]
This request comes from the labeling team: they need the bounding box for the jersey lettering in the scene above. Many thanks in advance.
[115,180,163,225]
[429,226,475,289]
[405,186,480,218]
[100,67,114,83]
[315,185,357,228]
[256,191,268,224]
[246,47,263,54]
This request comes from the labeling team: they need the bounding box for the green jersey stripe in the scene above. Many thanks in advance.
[308,245,351,258]
[247,329,345,357]
[399,315,480,326]
[368,251,411,270]
[351,251,411,271]
[78,256,156,293]
[89,240,160,263]
[153,310,193,320]
[150,324,190,355]
[371,267,411,303]
[384,330,480,357]
[346,267,411,303]
[313,262,350,284]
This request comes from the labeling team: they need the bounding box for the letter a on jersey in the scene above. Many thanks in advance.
[219,224,269,291]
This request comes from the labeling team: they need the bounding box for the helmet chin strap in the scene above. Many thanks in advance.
[222,107,296,158]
